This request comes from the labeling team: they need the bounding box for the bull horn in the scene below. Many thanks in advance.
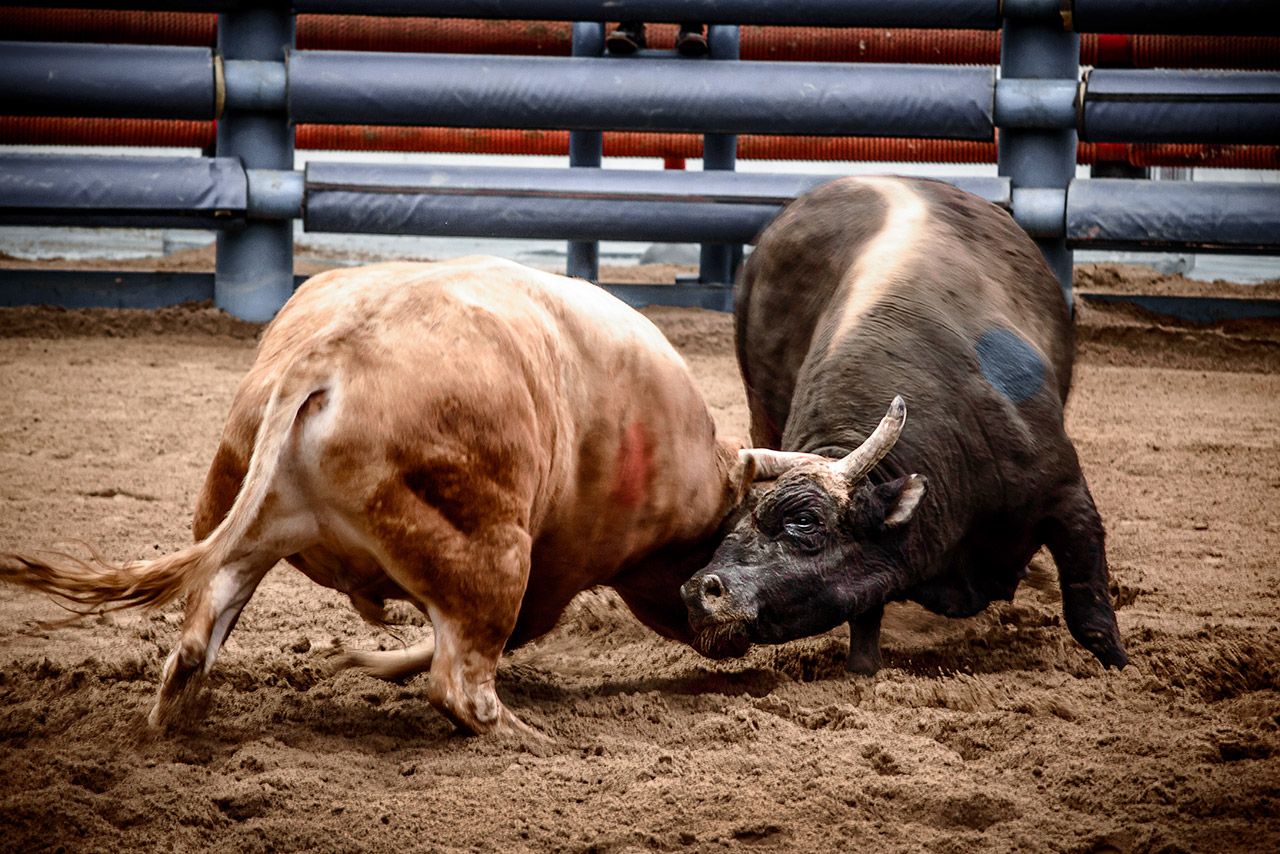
[832,396,906,482]
[739,448,828,481]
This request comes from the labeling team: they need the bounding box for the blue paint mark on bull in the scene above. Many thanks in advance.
[974,328,1044,403]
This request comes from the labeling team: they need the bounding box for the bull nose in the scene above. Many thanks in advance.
[699,573,725,603]
[683,572,729,617]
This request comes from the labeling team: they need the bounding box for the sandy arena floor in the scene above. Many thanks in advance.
[0,261,1278,853]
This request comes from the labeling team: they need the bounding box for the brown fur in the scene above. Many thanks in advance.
[2,256,771,737]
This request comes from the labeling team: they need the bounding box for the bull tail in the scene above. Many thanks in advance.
[0,373,326,617]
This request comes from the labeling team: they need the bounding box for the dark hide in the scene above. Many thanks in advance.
[682,176,1129,673]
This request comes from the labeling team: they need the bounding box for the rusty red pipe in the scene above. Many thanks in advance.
[3,117,1277,169]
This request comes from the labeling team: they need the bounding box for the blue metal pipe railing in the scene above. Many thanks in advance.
[566,21,606,283]
[7,43,1277,147]
[214,4,294,323]
[1081,70,1280,145]
[0,158,1012,224]
[998,15,1079,302]
[1067,180,1280,252]
[287,53,996,138]
[2,1,1278,319]
[1069,0,1278,35]
[8,154,1280,253]
[300,163,1010,205]
[298,164,1010,246]
[0,41,217,120]
[0,154,246,228]
[698,24,743,298]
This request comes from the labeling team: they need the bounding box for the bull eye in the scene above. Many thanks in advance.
[784,511,822,538]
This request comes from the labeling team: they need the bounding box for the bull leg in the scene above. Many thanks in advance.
[369,482,538,737]
[424,599,540,738]
[413,525,538,737]
[1043,481,1129,669]
[149,554,276,728]
[846,605,884,675]
[422,522,537,737]
[332,633,436,682]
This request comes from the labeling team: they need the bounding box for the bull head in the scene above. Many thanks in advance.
[682,397,927,658]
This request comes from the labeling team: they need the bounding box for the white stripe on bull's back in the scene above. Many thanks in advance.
[833,177,930,342]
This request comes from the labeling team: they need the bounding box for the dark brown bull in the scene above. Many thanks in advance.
[681,176,1130,673]
[1,256,817,737]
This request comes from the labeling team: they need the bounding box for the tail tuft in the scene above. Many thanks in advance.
[1,369,330,622]
[0,543,210,616]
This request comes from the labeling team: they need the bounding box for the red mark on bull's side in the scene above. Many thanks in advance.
[612,420,653,509]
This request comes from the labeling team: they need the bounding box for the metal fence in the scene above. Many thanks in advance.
[1,1,1278,319]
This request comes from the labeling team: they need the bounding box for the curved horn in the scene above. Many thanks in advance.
[832,396,906,482]
[739,448,828,481]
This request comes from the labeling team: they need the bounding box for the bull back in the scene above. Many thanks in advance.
[737,176,1073,459]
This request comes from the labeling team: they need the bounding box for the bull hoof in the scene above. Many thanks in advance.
[327,648,387,677]
[328,637,437,683]
[450,707,549,742]
[147,673,210,731]
[1079,626,1130,670]
[845,650,883,676]
[1096,646,1130,670]
[495,709,550,742]
[846,634,884,675]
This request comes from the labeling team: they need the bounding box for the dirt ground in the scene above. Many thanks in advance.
[0,260,1278,854]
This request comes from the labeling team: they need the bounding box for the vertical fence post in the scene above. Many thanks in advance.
[699,25,741,311]
[215,3,294,321]
[999,12,1079,308]
[567,21,606,283]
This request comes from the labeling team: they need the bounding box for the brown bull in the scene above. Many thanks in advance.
[1,256,814,736]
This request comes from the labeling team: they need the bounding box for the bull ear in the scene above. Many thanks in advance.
[734,450,758,492]
[718,440,756,506]
[881,474,927,528]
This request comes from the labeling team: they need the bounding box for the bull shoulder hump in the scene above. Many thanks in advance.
[832,178,931,342]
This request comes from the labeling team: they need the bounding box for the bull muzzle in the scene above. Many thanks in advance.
[681,571,754,659]
[681,572,730,620]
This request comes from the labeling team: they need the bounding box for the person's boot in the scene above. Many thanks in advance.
[676,24,708,57]
[606,22,647,54]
